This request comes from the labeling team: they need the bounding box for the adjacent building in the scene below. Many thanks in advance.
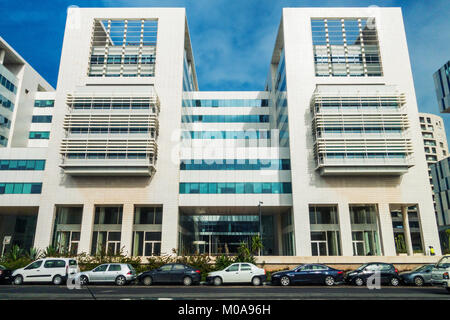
[0,36,54,252]
[433,61,450,113]
[430,158,450,254]
[0,7,443,258]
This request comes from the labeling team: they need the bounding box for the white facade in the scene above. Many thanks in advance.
[0,7,443,258]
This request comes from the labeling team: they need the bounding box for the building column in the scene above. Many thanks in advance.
[293,205,311,256]
[78,203,95,255]
[377,203,396,256]
[338,203,353,256]
[33,202,55,250]
[120,203,134,256]
[160,204,179,255]
[402,206,414,256]
[275,213,283,255]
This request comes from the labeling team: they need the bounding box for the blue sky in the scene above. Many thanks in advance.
[1,0,449,134]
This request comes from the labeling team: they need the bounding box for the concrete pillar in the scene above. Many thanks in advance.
[0,49,5,65]
[293,205,311,256]
[120,203,134,256]
[378,203,397,256]
[402,206,414,256]
[338,203,353,256]
[160,204,179,255]
[78,203,95,255]
[275,213,283,255]
[33,202,55,250]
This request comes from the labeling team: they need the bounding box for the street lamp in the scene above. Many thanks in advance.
[258,201,263,256]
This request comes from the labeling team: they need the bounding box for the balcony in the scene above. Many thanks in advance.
[60,158,155,176]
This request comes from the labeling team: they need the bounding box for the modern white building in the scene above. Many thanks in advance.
[0,36,54,251]
[0,7,443,258]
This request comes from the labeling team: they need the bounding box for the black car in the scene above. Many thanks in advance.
[345,263,400,286]
[0,265,12,284]
[271,264,344,286]
[137,263,201,286]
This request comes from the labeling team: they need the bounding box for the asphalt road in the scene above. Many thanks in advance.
[0,284,449,300]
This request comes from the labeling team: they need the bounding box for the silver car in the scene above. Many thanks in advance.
[79,263,136,286]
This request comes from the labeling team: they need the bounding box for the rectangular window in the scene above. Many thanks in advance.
[32,115,52,123]
[0,183,42,194]
[179,182,292,194]
[34,100,55,107]
[29,131,50,139]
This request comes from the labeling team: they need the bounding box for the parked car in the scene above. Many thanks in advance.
[207,263,266,286]
[399,264,434,286]
[271,264,344,286]
[0,265,12,284]
[137,263,201,286]
[431,255,450,293]
[12,258,79,285]
[79,263,136,286]
[345,262,400,286]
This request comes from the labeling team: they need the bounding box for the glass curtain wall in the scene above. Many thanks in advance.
[132,206,162,256]
[309,205,342,256]
[350,205,382,256]
[91,206,122,255]
[52,206,83,254]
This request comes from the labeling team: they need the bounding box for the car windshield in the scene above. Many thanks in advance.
[294,265,305,271]
[436,256,450,268]
[411,265,426,272]
[356,264,368,271]
[0,265,4,270]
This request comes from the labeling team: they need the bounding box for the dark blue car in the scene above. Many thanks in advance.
[137,263,201,286]
[271,264,344,286]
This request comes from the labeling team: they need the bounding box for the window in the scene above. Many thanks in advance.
[226,264,239,272]
[32,115,52,123]
[159,265,172,272]
[25,261,43,270]
[94,265,108,272]
[179,182,292,194]
[108,264,122,271]
[0,74,17,93]
[0,160,45,171]
[34,100,54,107]
[240,264,252,271]
[350,205,382,256]
[44,260,66,268]
[172,264,185,271]
[0,183,42,194]
[0,93,14,111]
[29,131,50,139]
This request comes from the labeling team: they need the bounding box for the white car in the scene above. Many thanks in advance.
[12,258,79,285]
[431,255,450,293]
[207,262,266,286]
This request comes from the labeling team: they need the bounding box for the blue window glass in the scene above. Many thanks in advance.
[0,183,42,194]
[34,100,55,107]
[32,115,52,123]
[29,131,50,139]
[179,182,292,194]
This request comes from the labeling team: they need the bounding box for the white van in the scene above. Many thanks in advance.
[12,258,79,285]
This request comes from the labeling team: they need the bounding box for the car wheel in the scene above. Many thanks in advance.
[213,277,222,286]
[354,277,364,286]
[80,275,89,285]
[390,277,400,286]
[324,276,335,286]
[13,275,23,285]
[52,275,63,285]
[280,276,290,286]
[142,276,153,286]
[413,276,424,287]
[183,276,193,286]
[115,275,126,286]
[252,276,262,286]
[446,287,450,293]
